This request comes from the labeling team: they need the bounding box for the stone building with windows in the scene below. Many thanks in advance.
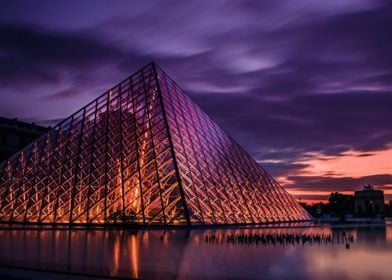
[354,185,384,216]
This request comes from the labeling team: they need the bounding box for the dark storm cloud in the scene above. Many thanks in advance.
[0,22,152,97]
[257,162,310,179]
[286,174,392,191]
[0,0,391,197]
[0,23,116,86]
[194,91,392,171]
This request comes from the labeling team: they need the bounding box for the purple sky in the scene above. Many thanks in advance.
[1,0,392,202]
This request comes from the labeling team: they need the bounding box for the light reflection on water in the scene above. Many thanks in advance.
[0,224,391,279]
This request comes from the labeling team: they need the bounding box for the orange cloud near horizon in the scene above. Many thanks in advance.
[294,146,392,178]
[278,145,392,204]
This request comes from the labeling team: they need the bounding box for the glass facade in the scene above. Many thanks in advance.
[0,63,311,225]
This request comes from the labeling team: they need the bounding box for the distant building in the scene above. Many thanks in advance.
[0,117,49,162]
[354,184,384,216]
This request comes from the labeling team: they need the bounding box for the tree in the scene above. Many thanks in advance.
[328,192,354,216]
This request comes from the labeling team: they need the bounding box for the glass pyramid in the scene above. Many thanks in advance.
[0,62,311,225]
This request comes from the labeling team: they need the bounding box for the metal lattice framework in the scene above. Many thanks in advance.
[0,62,311,225]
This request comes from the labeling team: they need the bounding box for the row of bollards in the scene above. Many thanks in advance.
[203,231,354,248]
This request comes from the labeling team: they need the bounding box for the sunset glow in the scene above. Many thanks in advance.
[295,147,392,178]
[280,146,392,203]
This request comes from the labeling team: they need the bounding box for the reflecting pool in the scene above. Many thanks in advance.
[0,223,391,279]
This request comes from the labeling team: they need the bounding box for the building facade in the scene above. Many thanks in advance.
[354,185,384,215]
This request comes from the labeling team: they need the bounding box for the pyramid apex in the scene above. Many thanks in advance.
[142,61,160,73]
[148,60,159,67]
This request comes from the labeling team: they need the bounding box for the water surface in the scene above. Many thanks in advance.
[0,223,391,279]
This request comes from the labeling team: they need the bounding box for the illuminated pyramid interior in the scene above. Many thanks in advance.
[0,62,311,225]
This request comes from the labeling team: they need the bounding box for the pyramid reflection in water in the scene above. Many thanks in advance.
[0,63,311,225]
